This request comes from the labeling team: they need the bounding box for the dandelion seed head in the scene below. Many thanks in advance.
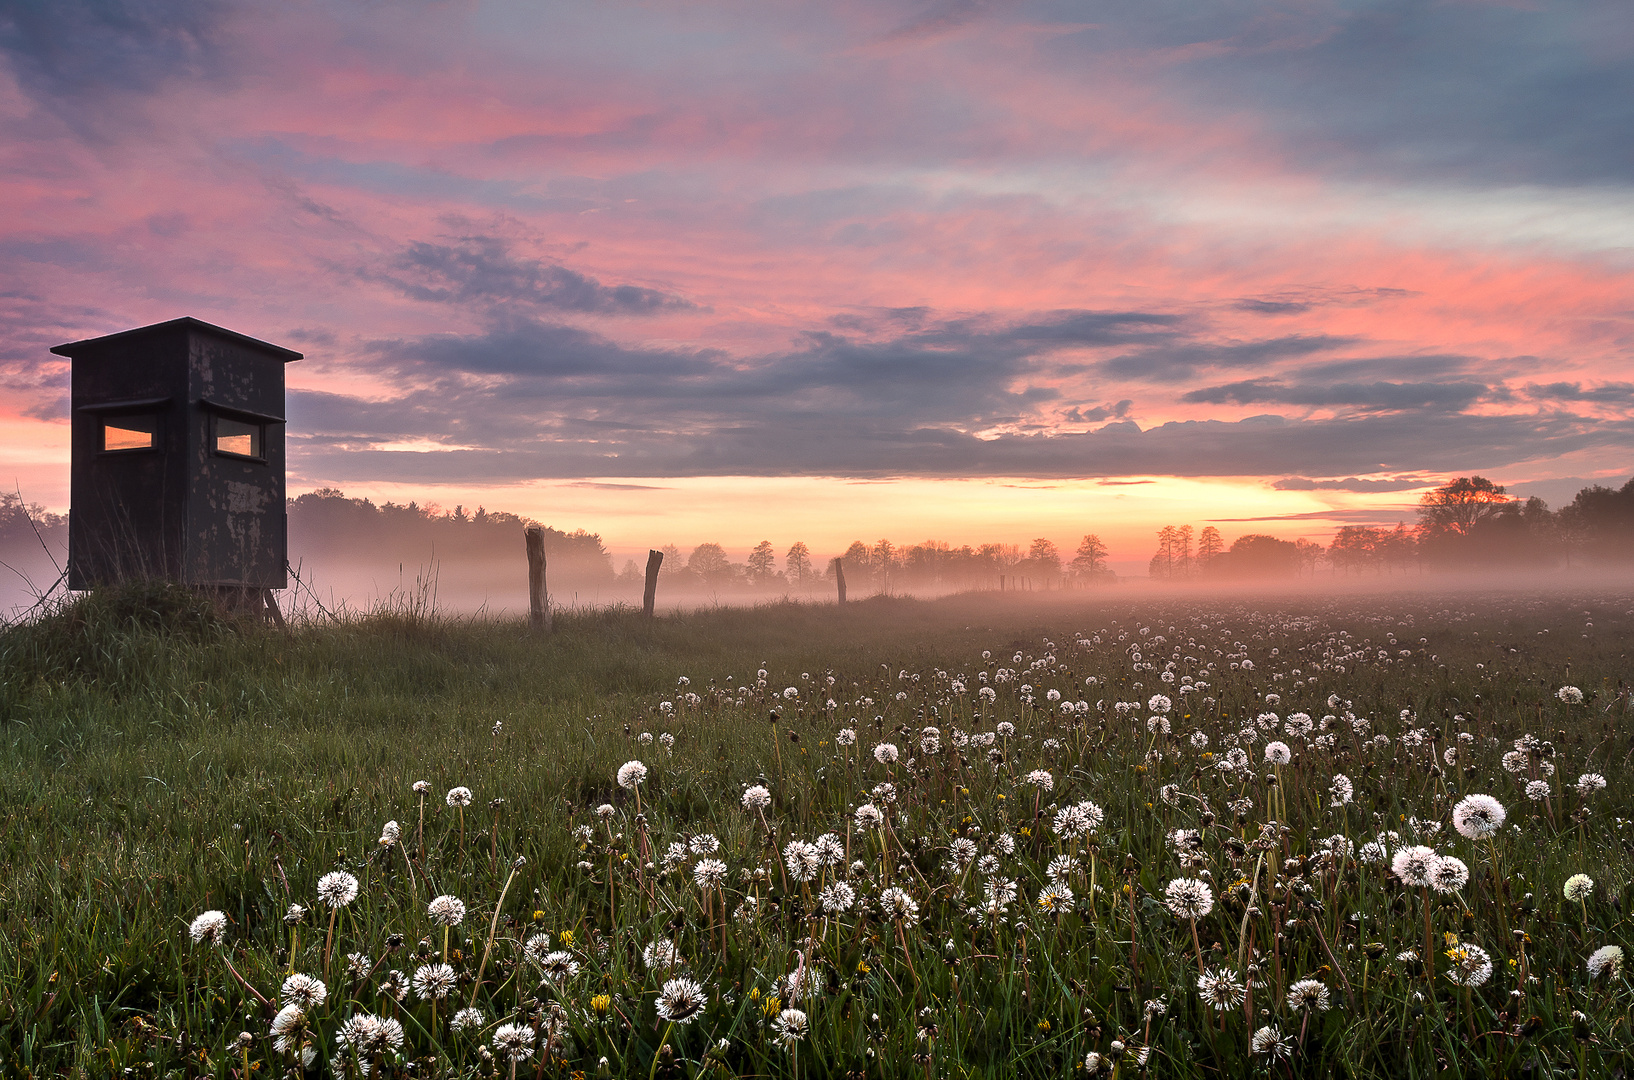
[492,1022,536,1061]
[879,886,920,922]
[1391,846,1438,889]
[772,1007,808,1046]
[189,910,228,945]
[412,963,457,1000]
[1429,856,1469,895]
[1164,877,1214,919]
[1587,945,1624,979]
[643,939,682,970]
[427,894,466,927]
[445,786,473,807]
[1564,874,1594,902]
[1287,978,1330,1012]
[539,951,580,981]
[1196,967,1246,1011]
[655,977,708,1023]
[281,973,327,1010]
[617,761,648,789]
[1445,943,1493,988]
[1452,794,1505,840]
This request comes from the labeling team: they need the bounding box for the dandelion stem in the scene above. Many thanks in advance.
[648,1021,675,1080]
[471,859,523,1009]
[323,907,338,982]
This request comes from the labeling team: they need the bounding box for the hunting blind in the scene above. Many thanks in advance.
[54,317,300,609]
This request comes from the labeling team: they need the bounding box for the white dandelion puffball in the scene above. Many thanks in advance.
[412,963,458,1000]
[427,894,466,927]
[446,786,473,807]
[280,973,328,1009]
[1587,945,1624,979]
[270,1003,303,1052]
[617,760,648,789]
[316,871,360,908]
[1023,769,1054,791]
[379,820,400,847]
[873,743,899,765]
[1564,874,1594,902]
[1264,741,1292,766]
[1445,943,1493,988]
[1148,693,1172,714]
[854,803,884,829]
[654,977,709,1023]
[773,1007,809,1046]
[1391,846,1438,889]
[189,910,228,945]
[1429,856,1469,894]
[643,939,682,970]
[1525,780,1551,802]
[492,1022,536,1062]
[1287,978,1330,1012]
[1452,794,1506,840]
[741,785,772,810]
[412,780,430,795]
[1164,877,1214,919]
[879,886,920,922]
[1556,685,1584,704]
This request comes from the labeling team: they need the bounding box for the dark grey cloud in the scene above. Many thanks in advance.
[355,309,1178,430]
[286,402,1634,483]
[281,312,1634,484]
[1232,287,1416,316]
[1098,335,1353,382]
[367,235,696,316]
[1272,476,1428,493]
[1524,381,1634,404]
[1181,378,1488,412]
[0,0,229,128]
[1064,399,1131,423]
[1052,0,1634,186]
[1207,507,1418,524]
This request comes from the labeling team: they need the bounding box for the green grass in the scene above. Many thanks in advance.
[0,581,1630,1077]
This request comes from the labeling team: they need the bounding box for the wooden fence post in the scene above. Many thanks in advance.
[833,557,847,605]
[643,549,663,617]
[525,526,551,633]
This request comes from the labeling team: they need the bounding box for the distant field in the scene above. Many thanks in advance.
[0,583,1630,1077]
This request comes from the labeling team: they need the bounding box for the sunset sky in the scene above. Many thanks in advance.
[2,0,1631,569]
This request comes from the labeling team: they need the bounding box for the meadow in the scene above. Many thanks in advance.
[0,581,1630,1078]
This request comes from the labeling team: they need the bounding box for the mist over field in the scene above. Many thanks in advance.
[5,475,1634,619]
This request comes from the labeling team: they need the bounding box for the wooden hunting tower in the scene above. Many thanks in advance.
[53,317,301,596]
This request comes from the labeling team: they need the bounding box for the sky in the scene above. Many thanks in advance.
[1,0,1631,569]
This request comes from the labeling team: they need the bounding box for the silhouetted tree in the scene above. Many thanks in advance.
[784,541,813,585]
[747,541,778,586]
[1071,534,1109,579]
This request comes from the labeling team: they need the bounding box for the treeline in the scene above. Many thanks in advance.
[625,534,1114,593]
[287,489,615,588]
[1148,475,1634,579]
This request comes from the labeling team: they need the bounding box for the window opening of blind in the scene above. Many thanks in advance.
[102,415,157,452]
[213,415,264,460]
